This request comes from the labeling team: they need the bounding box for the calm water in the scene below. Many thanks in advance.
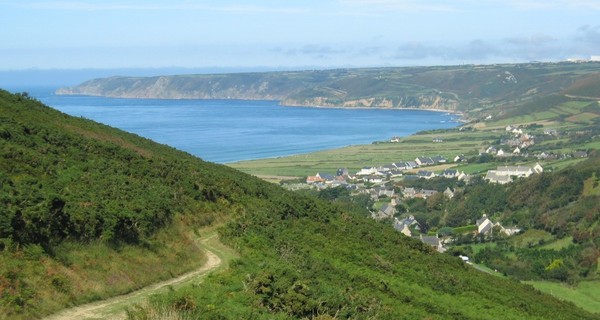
[23,87,459,163]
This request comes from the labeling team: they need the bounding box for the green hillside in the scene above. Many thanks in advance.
[57,62,600,115]
[0,89,597,319]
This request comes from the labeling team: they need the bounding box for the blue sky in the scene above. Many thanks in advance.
[1,0,600,70]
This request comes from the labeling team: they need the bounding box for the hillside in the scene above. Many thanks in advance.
[0,89,597,319]
[56,62,600,114]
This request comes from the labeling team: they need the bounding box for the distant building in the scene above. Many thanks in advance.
[485,163,543,184]
[394,215,421,237]
[417,170,436,179]
[441,169,460,179]
[337,168,349,177]
[419,234,445,252]
[443,187,455,199]
[357,167,378,176]
[415,157,435,166]
[454,155,467,163]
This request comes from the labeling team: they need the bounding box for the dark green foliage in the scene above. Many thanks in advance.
[137,193,596,319]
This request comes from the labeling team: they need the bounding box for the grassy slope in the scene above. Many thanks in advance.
[1,90,596,319]
[525,280,600,314]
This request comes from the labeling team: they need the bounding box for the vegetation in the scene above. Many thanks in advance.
[1,89,596,319]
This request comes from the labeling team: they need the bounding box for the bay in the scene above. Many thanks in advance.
[23,87,460,163]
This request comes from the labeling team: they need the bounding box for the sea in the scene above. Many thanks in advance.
[16,87,460,163]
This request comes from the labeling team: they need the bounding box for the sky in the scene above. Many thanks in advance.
[1,0,600,71]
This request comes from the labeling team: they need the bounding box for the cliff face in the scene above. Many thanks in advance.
[56,62,600,112]
[282,95,459,111]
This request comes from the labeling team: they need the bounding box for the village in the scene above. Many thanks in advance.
[284,123,590,252]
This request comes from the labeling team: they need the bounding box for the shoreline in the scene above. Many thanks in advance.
[55,91,469,122]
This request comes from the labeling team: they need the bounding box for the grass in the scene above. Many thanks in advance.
[44,227,238,320]
[583,174,600,197]
[0,219,206,319]
[229,130,492,177]
[466,242,497,255]
[540,237,574,250]
[509,229,555,248]
[525,280,600,314]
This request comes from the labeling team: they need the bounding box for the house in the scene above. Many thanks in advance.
[316,172,335,182]
[417,170,436,179]
[403,187,417,198]
[506,125,515,132]
[374,203,395,220]
[375,187,395,198]
[390,136,401,143]
[405,161,419,169]
[393,162,408,170]
[513,147,521,154]
[477,214,521,237]
[544,129,558,136]
[476,214,494,235]
[431,155,447,164]
[306,175,325,184]
[441,169,459,178]
[457,171,471,182]
[532,163,544,174]
[500,226,522,236]
[495,165,536,177]
[419,234,445,252]
[573,151,588,158]
[365,175,384,183]
[443,187,455,199]
[496,149,508,157]
[389,169,403,178]
[454,155,467,163]
[485,171,512,184]
[418,189,438,199]
[337,168,349,177]
[378,164,396,172]
[394,215,421,237]
[485,146,497,154]
[357,166,378,176]
[415,156,435,166]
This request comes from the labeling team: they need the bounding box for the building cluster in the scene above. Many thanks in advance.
[305,154,473,188]
[484,163,544,184]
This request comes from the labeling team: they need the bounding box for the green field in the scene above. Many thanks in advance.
[525,280,600,314]
[230,93,599,178]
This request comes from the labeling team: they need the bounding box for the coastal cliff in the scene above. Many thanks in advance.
[56,62,600,113]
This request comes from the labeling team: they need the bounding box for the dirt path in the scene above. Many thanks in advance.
[43,232,228,320]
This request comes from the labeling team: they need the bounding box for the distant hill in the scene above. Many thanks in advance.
[1,89,597,319]
[564,72,600,99]
[57,62,600,115]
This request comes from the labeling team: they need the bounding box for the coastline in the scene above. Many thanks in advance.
[54,89,469,123]
[277,102,468,122]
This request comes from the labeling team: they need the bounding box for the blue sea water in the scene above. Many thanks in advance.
[21,87,459,163]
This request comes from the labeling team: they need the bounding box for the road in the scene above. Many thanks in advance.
[43,232,229,320]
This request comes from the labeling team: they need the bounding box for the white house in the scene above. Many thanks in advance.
[357,167,378,176]
[476,214,494,235]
